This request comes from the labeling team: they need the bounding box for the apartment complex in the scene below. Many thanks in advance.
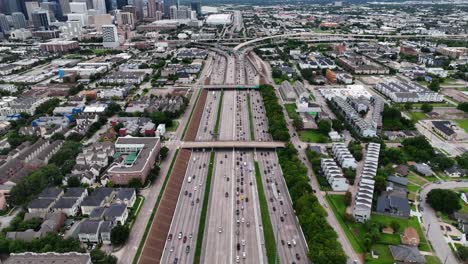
[107,137,161,185]
[321,158,349,191]
[353,143,381,223]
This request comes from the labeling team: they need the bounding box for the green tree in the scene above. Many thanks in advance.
[344,191,352,206]
[457,102,468,112]
[428,79,440,92]
[110,225,130,246]
[426,189,461,214]
[91,249,117,264]
[332,119,344,132]
[458,245,468,261]
[127,178,142,188]
[159,146,169,160]
[420,103,433,113]
[390,220,400,233]
[317,120,331,135]
[430,155,455,171]
[67,176,81,187]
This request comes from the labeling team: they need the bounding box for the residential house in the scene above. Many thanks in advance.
[99,220,112,245]
[376,190,411,218]
[321,159,349,192]
[52,197,81,216]
[389,245,426,264]
[332,143,357,169]
[414,163,434,177]
[78,219,102,243]
[114,188,136,208]
[80,188,114,215]
[104,204,128,225]
[445,165,468,178]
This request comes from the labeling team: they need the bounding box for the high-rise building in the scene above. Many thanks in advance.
[116,0,128,10]
[31,9,50,30]
[176,6,191,20]
[25,1,40,21]
[11,12,27,29]
[155,10,162,20]
[104,0,114,12]
[116,11,134,29]
[93,0,107,14]
[74,0,94,10]
[70,2,88,14]
[169,5,177,20]
[1,0,22,15]
[190,1,201,17]
[163,0,176,18]
[59,0,71,15]
[147,0,157,18]
[0,14,10,34]
[102,24,119,48]
[40,1,61,21]
[93,14,112,31]
[133,0,143,20]
[122,5,137,21]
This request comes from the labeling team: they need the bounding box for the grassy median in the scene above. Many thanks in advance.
[133,148,179,264]
[213,91,224,136]
[247,93,255,140]
[194,152,215,264]
[254,161,277,264]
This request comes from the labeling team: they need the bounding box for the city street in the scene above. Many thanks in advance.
[419,182,468,264]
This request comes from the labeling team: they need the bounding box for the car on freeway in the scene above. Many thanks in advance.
[296,253,301,260]
[183,236,187,243]
[168,234,172,241]
[186,246,190,254]
[178,232,182,239]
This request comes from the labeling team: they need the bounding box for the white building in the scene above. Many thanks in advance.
[205,13,232,25]
[102,25,119,48]
[353,143,381,223]
[321,158,349,191]
[332,143,357,169]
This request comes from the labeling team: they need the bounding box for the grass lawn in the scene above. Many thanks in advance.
[365,244,394,264]
[408,112,427,123]
[299,130,330,143]
[285,103,300,120]
[407,183,421,193]
[425,255,442,264]
[327,194,431,254]
[456,119,468,133]
[407,172,429,186]
[167,121,179,132]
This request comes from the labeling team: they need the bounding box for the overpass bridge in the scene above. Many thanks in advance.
[233,32,468,51]
[181,141,285,149]
[198,84,260,90]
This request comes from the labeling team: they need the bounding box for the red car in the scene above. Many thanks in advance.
[183,236,187,243]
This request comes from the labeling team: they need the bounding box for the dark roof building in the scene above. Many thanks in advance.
[376,190,410,218]
[5,252,91,264]
[389,245,426,264]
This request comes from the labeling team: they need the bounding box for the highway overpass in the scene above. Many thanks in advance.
[181,141,286,149]
[233,32,468,51]
[198,85,260,90]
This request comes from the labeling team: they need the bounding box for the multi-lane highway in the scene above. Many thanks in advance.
[160,151,210,264]
[165,47,310,264]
